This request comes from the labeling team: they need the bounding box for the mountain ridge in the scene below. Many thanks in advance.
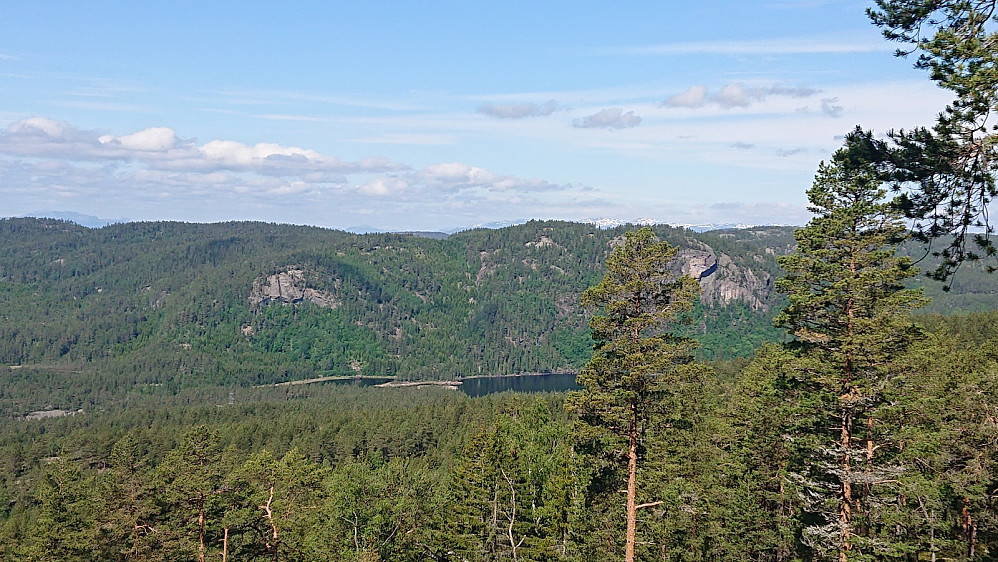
[0,217,992,413]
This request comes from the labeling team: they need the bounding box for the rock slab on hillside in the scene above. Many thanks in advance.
[674,247,772,310]
[249,269,340,308]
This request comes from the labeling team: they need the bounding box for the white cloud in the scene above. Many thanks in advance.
[0,118,407,177]
[198,140,324,168]
[9,117,71,138]
[820,97,844,117]
[477,100,559,119]
[573,108,642,129]
[664,85,708,108]
[714,83,755,108]
[663,82,820,109]
[100,127,178,151]
[359,176,408,196]
[419,162,561,193]
[0,117,598,229]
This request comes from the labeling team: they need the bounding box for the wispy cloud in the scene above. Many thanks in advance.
[663,82,820,109]
[706,201,810,225]
[352,133,456,145]
[820,97,844,117]
[477,100,559,119]
[0,53,18,60]
[604,36,887,56]
[212,89,423,112]
[255,113,326,122]
[55,100,154,113]
[573,108,642,129]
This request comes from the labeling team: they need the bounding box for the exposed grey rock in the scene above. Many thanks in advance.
[249,269,340,308]
[674,247,772,311]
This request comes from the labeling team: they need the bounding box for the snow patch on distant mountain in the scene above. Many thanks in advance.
[579,217,659,229]
[678,223,753,232]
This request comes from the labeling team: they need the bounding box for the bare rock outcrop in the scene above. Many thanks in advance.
[249,269,340,308]
[674,247,772,311]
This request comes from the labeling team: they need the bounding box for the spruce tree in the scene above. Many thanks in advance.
[566,227,701,562]
[775,129,927,560]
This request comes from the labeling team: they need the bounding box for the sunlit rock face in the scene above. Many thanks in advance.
[249,269,340,308]
[675,247,772,311]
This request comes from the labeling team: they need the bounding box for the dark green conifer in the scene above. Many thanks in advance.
[566,227,702,562]
[775,130,927,560]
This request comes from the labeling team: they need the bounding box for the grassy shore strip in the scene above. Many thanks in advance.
[265,375,385,387]
[374,380,462,388]
[457,371,575,381]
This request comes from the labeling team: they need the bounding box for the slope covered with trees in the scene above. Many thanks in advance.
[0,219,788,408]
[1,217,992,417]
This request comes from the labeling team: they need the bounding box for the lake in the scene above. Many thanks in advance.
[458,373,580,397]
[312,373,581,396]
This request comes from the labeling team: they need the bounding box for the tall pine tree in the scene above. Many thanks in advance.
[566,227,702,562]
[775,129,927,560]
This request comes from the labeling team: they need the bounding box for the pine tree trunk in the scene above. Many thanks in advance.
[625,404,638,562]
[198,492,207,562]
[839,407,852,562]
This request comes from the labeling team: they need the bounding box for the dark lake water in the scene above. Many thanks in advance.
[318,373,580,396]
[458,373,580,397]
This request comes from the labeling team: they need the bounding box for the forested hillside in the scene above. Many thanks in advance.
[3,217,994,415]
[0,219,785,395]
[1,216,996,559]
[0,293,995,561]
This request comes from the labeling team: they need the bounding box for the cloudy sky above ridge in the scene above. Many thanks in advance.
[0,1,953,231]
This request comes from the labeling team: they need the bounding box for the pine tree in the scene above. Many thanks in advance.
[775,129,927,560]
[867,0,998,282]
[23,457,95,561]
[566,227,701,562]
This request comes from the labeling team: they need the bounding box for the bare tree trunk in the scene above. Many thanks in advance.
[962,498,976,558]
[500,469,521,562]
[222,527,229,562]
[625,404,638,562]
[839,408,852,562]
[259,485,279,561]
[198,493,207,562]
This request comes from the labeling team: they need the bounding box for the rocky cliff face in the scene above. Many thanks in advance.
[249,269,340,308]
[675,245,773,311]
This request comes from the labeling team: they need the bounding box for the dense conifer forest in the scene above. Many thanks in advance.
[0,218,798,414]
[0,214,995,560]
[4,0,998,556]
[2,217,993,413]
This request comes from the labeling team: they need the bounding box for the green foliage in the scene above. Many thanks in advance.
[567,227,708,561]
[867,0,998,282]
[0,218,783,405]
[1,214,997,560]
[569,228,701,442]
[773,131,930,559]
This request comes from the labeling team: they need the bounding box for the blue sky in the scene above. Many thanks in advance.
[0,1,952,231]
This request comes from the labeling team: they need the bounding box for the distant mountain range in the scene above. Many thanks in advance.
[15,211,129,228]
